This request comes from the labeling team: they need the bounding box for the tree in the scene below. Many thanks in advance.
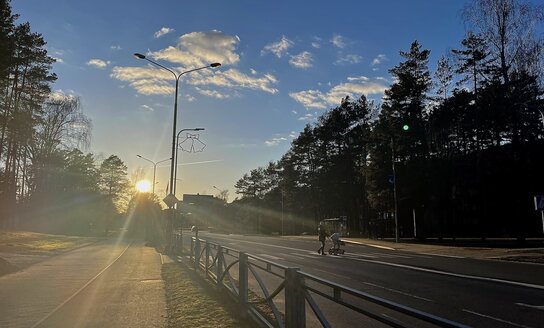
[434,55,454,101]
[463,0,544,84]
[451,32,490,95]
[99,155,130,213]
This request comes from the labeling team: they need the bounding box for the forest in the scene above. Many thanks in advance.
[0,0,152,236]
[232,0,544,240]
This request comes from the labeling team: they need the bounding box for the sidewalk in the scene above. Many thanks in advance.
[290,235,544,263]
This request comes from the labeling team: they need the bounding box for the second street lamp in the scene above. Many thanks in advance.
[136,155,170,195]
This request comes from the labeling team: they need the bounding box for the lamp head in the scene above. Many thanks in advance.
[210,63,221,68]
[134,53,146,59]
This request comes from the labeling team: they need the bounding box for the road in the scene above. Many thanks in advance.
[0,238,166,328]
[191,232,544,328]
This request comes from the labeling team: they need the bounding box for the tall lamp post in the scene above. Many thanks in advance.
[136,155,170,195]
[174,128,205,197]
[134,53,220,251]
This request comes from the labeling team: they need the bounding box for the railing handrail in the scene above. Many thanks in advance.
[186,236,469,328]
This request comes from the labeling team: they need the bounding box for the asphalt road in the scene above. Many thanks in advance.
[191,232,544,328]
[0,238,166,328]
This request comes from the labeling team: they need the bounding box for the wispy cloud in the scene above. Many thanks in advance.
[110,45,122,50]
[330,34,346,48]
[53,57,64,64]
[334,54,362,65]
[371,54,387,66]
[347,75,369,82]
[195,87,231,99]
[289,51,313,69]
[298,113,316,121]
[140,104,154,111]
[261,35,293,58]
[111,31,278,96]
[289,78,388,109]
[49,89,77,102]
[87,58,111,69]
[154,27,175,38]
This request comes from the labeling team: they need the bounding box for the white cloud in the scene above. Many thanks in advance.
[372,54,387,66]
[111,31,277,96]
[141,105,154,112]
[331,34,346,48]
[110,45,122,50]
[298,113,316,121]
[195,87,230,99]
[151,31,240,66]
[154,27,175,38]
[53,57,64,63]
[289,51,313,69]
[347,76,369,82]
[187,68,278,94]
[185,94,196,102]
[87,58,111,69]
[264,136,288,147]
[291,110,298,114]
[261,35,293,58]
[49,89,77,102]
[290,78,388,109]
[250,69,257,75]
[311,42,321,49]
[335,54,362,65]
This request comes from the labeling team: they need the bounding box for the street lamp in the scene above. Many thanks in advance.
[174,128,205,197]
[136,155,171,195]
[134,52,220,252]
[133,53,220,198]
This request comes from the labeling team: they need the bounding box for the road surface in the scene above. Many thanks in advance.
[190,232,544,328]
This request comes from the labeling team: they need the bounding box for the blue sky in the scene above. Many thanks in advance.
[12,0,470,201]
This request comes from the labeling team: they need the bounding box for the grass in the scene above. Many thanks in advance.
[162,263,252,328]
[0,230,97,254]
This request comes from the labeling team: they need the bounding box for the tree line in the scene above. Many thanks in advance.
[232,0,544,240]
[0,0,141,235]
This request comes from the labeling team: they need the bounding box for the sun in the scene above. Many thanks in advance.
[135,180,152,193]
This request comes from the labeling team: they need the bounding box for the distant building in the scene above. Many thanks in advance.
[177,194,225,230]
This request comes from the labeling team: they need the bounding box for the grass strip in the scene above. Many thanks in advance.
[0,230,96,254]
[162,262,252,328]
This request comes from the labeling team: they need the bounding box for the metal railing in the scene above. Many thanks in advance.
[173,234,469,328]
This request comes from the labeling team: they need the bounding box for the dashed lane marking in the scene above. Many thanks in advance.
[462,309,534,328]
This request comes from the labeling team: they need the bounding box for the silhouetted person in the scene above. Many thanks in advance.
[317,224,329,255]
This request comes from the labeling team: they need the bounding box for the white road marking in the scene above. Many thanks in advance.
[462,309,534,328]
[420,253,465,259]
[361,282,434,302]
[348,258,544,290]
[291,252,319,259]
[515,303,544,310]
[257,254,283,261]
[208,237,544,290]
[31,243,132,328]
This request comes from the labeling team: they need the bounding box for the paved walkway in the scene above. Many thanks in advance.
[0,239,166,328]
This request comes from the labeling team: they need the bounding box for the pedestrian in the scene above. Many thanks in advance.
[317,223,329,255]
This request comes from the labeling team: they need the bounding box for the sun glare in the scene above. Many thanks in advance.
[135,180,152,193]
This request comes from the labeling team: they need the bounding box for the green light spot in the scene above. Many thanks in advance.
[402,124,409,131]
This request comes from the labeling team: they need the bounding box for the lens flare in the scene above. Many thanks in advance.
[135,180,152,193]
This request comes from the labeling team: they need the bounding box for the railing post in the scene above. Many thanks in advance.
[205,241,210,278]
[285,267,305,328]
[194,238,201,271]
[238,252,248,310]
[216,245,223,288]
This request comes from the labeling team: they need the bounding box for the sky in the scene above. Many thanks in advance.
[12,0,471,202]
